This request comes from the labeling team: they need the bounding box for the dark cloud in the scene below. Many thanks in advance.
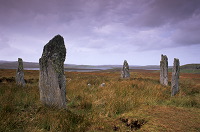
[172,13,200,45]
[127,0,200,27]
[0,0,199,64]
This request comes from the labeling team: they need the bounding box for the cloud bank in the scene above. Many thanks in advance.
[0,0,200,65]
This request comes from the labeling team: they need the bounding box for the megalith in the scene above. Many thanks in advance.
[121,60,130,78]
[39,35,67,108]
[160,54,168,86]
[171,58,180,96]
[16,58,26,86]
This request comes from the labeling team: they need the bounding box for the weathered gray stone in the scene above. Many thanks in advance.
[160,54,168,86]
[39,35,67,108]
[16,58,26,86]
[121,60,130,78]
[171,58,180,96]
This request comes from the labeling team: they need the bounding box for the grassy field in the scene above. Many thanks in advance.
[0,69,200,131]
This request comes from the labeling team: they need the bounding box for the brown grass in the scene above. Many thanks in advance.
[0,69,199,131]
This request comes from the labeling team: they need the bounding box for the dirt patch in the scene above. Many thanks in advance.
[0,77,15,83]
[117,117,147,131]
[0,77,38,84]
[25,78,39,84]
[113,125,120,131]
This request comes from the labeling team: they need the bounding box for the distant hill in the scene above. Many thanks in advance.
[180,64,200,70]
[0,61,39,69]
[0,61,161,70]
[179,64,200,74]
[0,61,199,73]
[0,61,78,69]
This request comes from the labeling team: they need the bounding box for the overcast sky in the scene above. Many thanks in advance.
[0,0,200,65]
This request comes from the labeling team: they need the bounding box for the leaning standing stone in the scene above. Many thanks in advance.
[121,60,130,78]
[171,58,180,96]
[39,35,67,108]
[16,58,26,86]
[160,54,168,86]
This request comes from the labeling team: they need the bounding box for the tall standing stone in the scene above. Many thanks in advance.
[39,35,67,108]
[121,60,130,78]
[171,58,180,96]
[160,54,168,86]
[16,58,26,86]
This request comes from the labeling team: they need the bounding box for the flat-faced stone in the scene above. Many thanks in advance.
[39,35,67,108]
[16,58,25,86]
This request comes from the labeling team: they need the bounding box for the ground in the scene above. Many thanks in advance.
[0,69,199,131]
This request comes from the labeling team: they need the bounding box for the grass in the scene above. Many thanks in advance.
[168,68,200,74]
[0,69,200,131]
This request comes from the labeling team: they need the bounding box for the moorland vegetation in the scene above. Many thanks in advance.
[0,69,199,131]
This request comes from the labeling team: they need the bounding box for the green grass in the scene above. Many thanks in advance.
[180,69,200,74]
[0,82,90,132]
[168,68,200,74]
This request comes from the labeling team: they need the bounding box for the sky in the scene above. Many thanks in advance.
[0,0,200,66]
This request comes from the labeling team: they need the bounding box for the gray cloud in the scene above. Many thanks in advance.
[0,35,10,50]
[0,0,199,64]
[126,0,200,27]
[172,13,200,45]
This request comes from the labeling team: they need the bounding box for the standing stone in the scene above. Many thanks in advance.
[171,58,180,96]
[160,54,168,86]
[121,60,130,78]
[39,35,67,108]
[16,58,26,86]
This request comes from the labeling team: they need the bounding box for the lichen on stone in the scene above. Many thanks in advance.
[39,35,67,108]
[40,35,66,75]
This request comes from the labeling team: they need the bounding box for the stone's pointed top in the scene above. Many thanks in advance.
[56,34,62,37]
[42,34,66,63]
[161,54,168,61]
[174,58,179,61]
[18,58,22,61]
[48,34,64,46]
[52,34,64,40]
[161,54,167,57]
[123,60,128,65]
[17,58,23,65]
[173,58,180,66]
